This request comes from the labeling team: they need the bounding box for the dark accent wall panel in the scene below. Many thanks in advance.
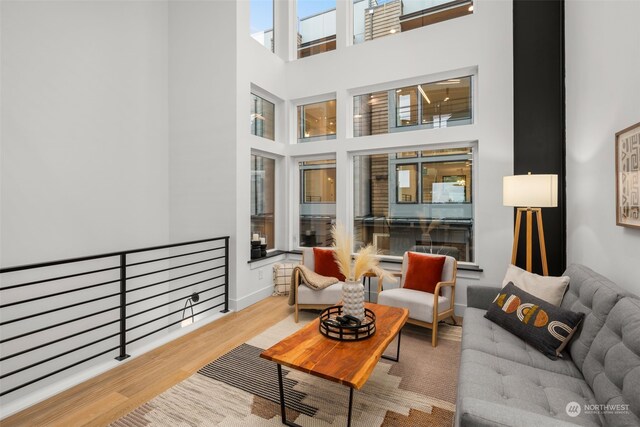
[513,0,566,276]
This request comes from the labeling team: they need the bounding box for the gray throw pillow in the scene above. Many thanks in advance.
[485,282,584,360]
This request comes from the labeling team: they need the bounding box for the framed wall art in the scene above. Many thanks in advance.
[616,122,640,228]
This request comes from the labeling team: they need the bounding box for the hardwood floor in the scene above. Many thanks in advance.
[2,296,292,427]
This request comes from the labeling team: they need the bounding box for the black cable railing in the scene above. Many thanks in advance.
[0,236,230,398]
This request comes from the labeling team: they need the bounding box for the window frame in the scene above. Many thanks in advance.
[250,92,276,141]
[293,156,337,249]
[296,99,338,143]
[349,143,477,264]
[250,0,275,53]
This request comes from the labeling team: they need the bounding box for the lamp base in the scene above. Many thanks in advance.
[511,207,549,275]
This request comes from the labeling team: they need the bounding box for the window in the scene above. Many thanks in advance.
[396,164,418,203]
[297,100,337,142]
[353,76,472,137]
[250,0,274,52]
[298,0,336,58]
[396,86,418,127]
[299,160,336,247]
[251,155,275,249]
[353,147,474,262]
[251,93,275,141]
[353,0,473,45]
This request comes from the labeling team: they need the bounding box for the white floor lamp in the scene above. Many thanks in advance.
[503,173,558,276]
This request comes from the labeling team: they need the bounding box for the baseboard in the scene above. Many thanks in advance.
[232,284,274,311]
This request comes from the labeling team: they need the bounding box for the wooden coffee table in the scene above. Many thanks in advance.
[260,302,409,426]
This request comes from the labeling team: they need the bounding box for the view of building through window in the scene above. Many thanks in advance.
[250,0,274,52]
[250,93,275,141]
[297,99,337,142]
[353,0,473,44]
[251,155,275,250]
[299,159,336,247]
[297,0,337,58]
[354,76,472,136]
[353,147,474,261]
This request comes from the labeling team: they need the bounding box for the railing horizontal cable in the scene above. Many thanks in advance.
[126,292,225,334]
[125,246,225,268]
[125,255,225,281]
[126,280,225,319]
[0,236,230,398]
[0,265,120,292]
[0,318,120,362]
[0,345,120,397]
[0,237,226,274]
[0,305,120,344]
[0,332,120,380]
[0,291,120,327]
[126,301,226,346]
[0,278,120,308]
[127,274,225,308]
[126,265,224,294]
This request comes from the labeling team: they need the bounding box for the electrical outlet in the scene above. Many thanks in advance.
[258,269,263,280]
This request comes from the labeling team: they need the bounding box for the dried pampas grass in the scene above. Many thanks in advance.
[330,224,396,283]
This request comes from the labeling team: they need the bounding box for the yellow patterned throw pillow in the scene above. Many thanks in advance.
[486,282,584,359]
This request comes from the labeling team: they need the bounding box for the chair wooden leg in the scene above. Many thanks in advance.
[451,315,458,326]
[431,321,438,347]
[294,305,299,323]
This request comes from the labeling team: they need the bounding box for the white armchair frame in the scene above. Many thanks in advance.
[378,252,457,347]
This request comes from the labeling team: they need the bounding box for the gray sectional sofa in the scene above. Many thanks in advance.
[455,264,640,427]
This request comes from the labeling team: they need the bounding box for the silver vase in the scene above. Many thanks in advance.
[342,279,365,321]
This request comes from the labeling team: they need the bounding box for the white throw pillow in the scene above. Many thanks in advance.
[502,264,569,306]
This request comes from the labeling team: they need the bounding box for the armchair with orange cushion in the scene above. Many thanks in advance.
[378,251,457,347]
[292,247,346,322]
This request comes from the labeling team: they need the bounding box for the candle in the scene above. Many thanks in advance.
[260,237,266,245]
[252,233,259,241]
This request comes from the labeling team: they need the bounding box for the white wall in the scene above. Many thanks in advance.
[0,0,170,266]
[566,0,640,296]
[0,0,172,415]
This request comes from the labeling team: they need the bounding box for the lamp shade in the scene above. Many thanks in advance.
[503,174,558,207]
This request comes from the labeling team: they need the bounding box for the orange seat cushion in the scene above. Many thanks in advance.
[313,248,346,282]
[403,252,446,294]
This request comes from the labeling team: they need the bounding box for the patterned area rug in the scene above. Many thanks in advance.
[111,311,462,427]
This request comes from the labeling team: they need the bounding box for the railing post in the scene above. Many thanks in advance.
[115,253,130,361]
[221,237,230,313]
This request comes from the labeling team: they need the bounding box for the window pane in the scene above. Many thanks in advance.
[250,0,274,52]
[251,155,275,249]
[353,147,474,262]
[353,91,388,137]
[396,164,418,203]
[250,93,275,141]
[353,0,473,45]
[297,100,337,142]
[298,0,336,58]
[396,86,418,127]
[299,160,336,247]
[421,76,472,128]
[354,76,472,137]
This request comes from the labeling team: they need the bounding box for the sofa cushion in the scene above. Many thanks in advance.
[581,297,640,426]
[502,264,569,306]
[462,308,583,378]
[457,348,603,426]
[378,287,450,323]
[403,252,445,293]
[560,265,627,372]
[297,282,342,305]
[313,247,346,281]
[485,283,585,359]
